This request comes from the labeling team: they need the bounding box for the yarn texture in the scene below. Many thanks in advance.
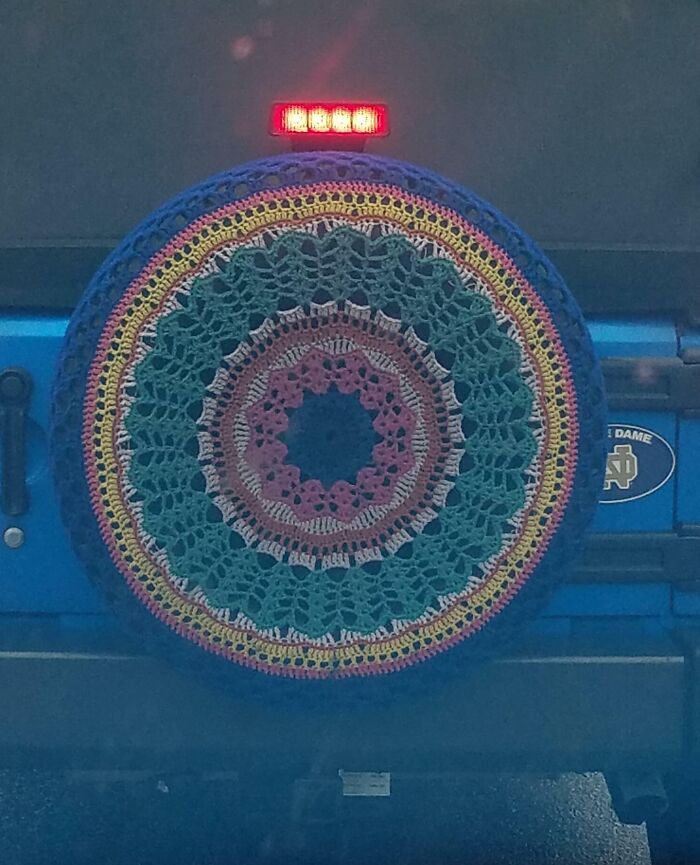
[51,153,606,686]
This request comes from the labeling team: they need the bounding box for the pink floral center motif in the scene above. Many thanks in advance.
[244,348,417,523]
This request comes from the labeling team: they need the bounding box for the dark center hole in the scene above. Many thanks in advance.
[281,385,381,488]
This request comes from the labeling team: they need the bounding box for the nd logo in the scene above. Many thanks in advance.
[604,444,638,491]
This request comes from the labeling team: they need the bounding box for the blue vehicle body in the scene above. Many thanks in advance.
[2,314,698,633]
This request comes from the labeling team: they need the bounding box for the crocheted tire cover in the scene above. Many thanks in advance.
[51,153,606,689]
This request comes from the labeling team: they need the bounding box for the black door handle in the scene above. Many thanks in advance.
[0,368,33,517]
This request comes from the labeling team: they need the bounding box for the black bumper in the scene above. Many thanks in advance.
[0,632,695,774]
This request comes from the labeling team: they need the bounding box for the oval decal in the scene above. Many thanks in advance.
[601,424,675,504]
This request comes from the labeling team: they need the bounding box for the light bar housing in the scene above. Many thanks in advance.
[269,103,390,138]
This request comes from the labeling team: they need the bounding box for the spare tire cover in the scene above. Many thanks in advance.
[51,153,606,688]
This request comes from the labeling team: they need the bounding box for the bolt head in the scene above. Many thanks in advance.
[3,527,25,549]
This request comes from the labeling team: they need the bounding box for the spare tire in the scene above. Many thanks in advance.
[51,153,606,691]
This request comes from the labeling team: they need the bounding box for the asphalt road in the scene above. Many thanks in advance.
[0,770,650,864]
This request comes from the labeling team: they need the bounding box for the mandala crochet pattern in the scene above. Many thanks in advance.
[55,156,596,681]
[198,299,466,571]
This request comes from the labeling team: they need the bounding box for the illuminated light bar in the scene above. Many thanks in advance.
[280,104,308,134]
[270,103,390,137]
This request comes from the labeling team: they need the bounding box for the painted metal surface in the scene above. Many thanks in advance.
[591,321,677,538]
[672,329,700,616]
[0,315,103,613]
[677,329,700,524]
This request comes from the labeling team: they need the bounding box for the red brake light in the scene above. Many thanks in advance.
[270,103,389,137]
